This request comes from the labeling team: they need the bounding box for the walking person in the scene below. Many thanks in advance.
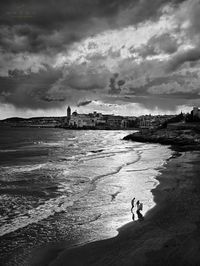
[131,197,135,220]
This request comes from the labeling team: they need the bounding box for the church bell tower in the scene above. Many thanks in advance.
[67,106,71,120]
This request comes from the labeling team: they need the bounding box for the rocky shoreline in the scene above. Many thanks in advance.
[123,128,200,151]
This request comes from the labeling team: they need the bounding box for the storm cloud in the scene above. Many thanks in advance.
[137,33,178,58]
[77,100,92,107]
[166,48,200,72]
[0,66,64,109]
[1,0,200,118]
[0,0,187,54]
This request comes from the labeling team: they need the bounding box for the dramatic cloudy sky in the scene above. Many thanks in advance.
[1,0,200,118]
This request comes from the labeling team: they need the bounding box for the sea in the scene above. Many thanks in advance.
[0,128,172,265]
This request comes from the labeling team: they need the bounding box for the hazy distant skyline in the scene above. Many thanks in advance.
[0,0,200,118]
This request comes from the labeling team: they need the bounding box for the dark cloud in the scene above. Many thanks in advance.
[136,33,178,58]
[0,66,64,109]
[118,70,200,102]
[175,0,200,42]
[0,0,186,53]
[0,0,131,53]
[0,62,110,109]
[0,0,184,28]
[109,73,121,94]
[166,48,200,72]
[61,63,110,91]
[164,0,200,72]
[40,95,66,102]
[138,95,188,111]
[105,94,189,111]
[0,0,193,116]
[156,34,178,54]
[77,100,92,107]
[117,79,126,86]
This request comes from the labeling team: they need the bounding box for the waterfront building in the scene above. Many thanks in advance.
[67,108,137,129]
[123,117,137,128]
[139,115,151,128]
[69,112,95,128]
[121,119,128,128]
[103,115,124,129]
[192,107,200,119]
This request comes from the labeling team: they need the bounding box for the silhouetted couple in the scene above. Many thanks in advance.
[131,197,144,221]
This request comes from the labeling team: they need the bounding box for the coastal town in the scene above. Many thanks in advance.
[0,106,196,129]
[2,105,200,151]
[0,106,200,130]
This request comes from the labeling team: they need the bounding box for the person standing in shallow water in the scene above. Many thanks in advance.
[131,197,135,220]
[136,200,144,221]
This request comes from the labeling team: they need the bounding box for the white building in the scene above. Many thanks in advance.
[139,116,152,128]
[69,112,95,128]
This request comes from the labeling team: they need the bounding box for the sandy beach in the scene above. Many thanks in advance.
[29,148,200,266]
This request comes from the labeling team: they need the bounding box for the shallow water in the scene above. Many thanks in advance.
[0,128,172,265]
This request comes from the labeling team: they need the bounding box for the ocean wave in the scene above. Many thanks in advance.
[0,163,46,174]
[0,191,87,237]
[82,148,137,162]
[0,149,17,153]
[67,137,77,141]
[33,141,64,146]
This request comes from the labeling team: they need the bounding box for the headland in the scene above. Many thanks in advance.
[123,124,200,151]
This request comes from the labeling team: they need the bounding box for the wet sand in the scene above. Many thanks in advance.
[31,150,200,266]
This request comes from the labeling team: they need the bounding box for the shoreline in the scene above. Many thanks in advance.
[29,144,200,266]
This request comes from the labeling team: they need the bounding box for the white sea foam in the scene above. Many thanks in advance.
[67,137,77,140]
[0,192,86,236]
